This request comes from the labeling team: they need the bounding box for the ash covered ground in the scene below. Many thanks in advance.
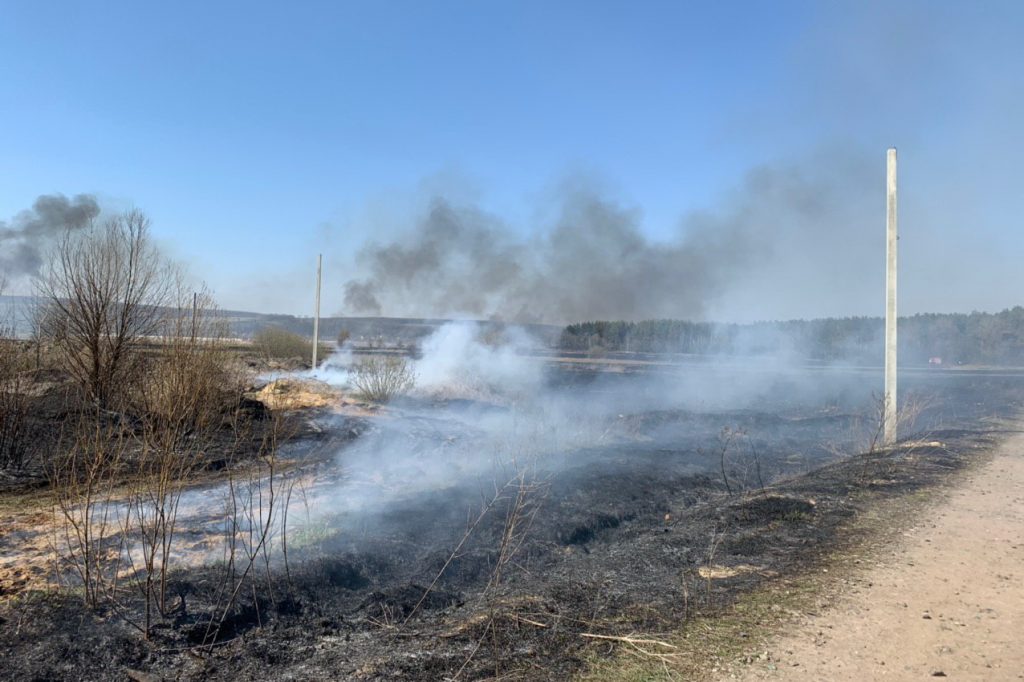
[2,327,1022,681]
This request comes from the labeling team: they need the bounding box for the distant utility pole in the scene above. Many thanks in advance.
[312,254,322,369]
[191,291,198,342]
[884,148,898,446]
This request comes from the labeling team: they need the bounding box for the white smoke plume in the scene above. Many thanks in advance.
[411,322,543,402]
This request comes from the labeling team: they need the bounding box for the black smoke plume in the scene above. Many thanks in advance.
[0,193,100,279]
[341,157,875,323]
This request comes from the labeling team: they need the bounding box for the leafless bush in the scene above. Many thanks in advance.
[862,391,934,455]
[436,432,550,678]
[36,209,174,408]
[715,427,740,495]
[719,427,769,496]
[135,289,237,434]
[45,275,264,641]
[0,281,32,469]
[695,427,743,496]
[197,414,292,646]
[351,355,416,402]
[693,426,770,498]
[32,211,295,642]
[49,410,130,608]
[120,287,243,637]
[253,326,327,364]
[0,339,32,470]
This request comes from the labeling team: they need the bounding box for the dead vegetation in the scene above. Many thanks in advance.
[0,209,307,646]
[0,360,1015,681]
[253,326,328,366]
[254,378,340,411]
[580,441,984,682]
[35,210,173,409]
[0,339,32,471]
[0,279,33,471]
[1,228,1021,680]
[350,354,416,403]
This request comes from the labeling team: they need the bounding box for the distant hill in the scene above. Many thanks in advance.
[9,295,1024,366]
[0,295,35,338]
[224,310,561,346]
[0,295,561,346]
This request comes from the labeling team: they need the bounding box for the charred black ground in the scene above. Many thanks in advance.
[1,365,1022,681]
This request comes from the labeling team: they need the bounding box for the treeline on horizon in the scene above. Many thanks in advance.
[559,307,1024,366]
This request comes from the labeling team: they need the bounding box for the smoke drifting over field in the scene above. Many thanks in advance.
[291,321,887,525]
[0,194,100,279]
[341,155,877,323]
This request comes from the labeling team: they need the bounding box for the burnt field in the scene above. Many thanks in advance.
[2,360,1023,681]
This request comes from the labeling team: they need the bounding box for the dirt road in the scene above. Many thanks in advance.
[729,431,1024,681]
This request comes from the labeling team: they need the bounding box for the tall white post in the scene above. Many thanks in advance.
[884,148,898,446]
[312,254,322,369]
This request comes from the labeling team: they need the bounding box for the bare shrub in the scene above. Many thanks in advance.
[715,427,740,495]
[36,209,174,408]
[134,289,237,435]
[33,214,292,641]
[49,410,131,608]
[0,280,31,469]
[0,342,32,470]
[45,273,262,640]
[253,326,327,364]
[350,355,416,402]
[198,414,291,646]
[432,455,549,677]
[862,391,934,455]
[120,287,242,637]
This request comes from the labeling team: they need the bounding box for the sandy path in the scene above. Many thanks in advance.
[729,431,1024,681]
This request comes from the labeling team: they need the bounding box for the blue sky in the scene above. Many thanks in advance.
[1,1,1022,320]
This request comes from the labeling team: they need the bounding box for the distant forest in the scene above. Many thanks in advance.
[559,308,1024,366]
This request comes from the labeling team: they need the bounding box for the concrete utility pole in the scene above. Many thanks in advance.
[884,148,898,446]
[191,291,198,342]
[312,254,322,369]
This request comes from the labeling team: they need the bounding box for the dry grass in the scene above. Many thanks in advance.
[254,378,340,411]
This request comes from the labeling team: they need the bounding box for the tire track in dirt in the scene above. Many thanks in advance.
[726,429,1024,681]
